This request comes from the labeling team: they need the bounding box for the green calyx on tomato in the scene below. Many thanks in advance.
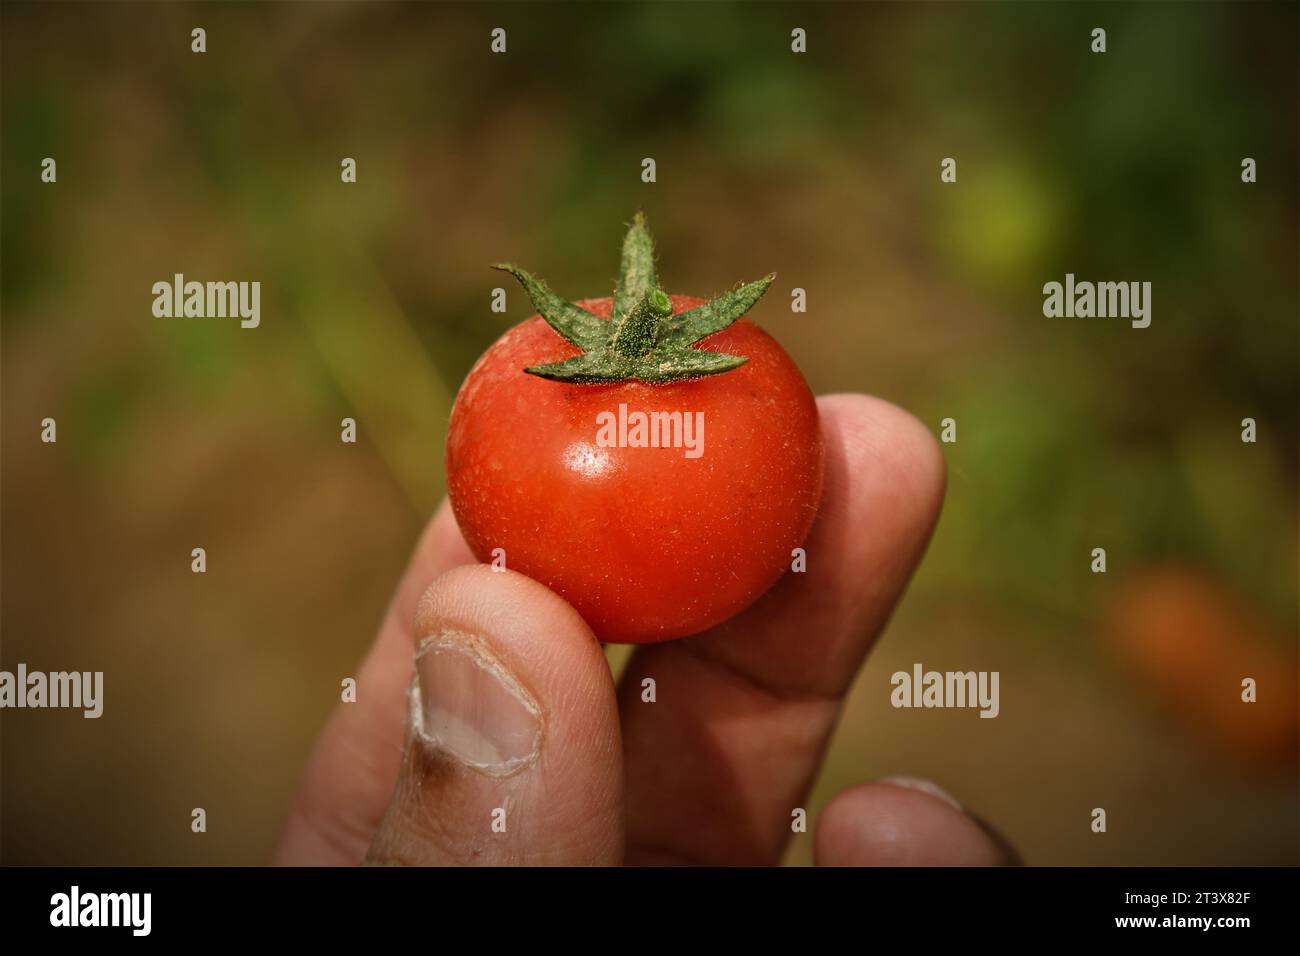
[490,212,775,384]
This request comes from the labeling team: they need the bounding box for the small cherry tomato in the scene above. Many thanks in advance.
[447,215,823,643]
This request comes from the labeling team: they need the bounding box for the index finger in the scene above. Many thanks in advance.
[617,393,947,865]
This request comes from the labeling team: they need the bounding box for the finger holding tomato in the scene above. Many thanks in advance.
[277,217,994,868]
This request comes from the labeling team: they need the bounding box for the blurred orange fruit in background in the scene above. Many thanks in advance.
[1104,566,1298,771]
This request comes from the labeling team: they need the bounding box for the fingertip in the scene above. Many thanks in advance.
[410,564,620,777]
[816,393,947,538]
[814,781,1015,867]
[412,564,607,689]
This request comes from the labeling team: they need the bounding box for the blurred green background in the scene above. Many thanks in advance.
[2,1,1296,865]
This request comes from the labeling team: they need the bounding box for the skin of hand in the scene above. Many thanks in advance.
[274,394,1019,866]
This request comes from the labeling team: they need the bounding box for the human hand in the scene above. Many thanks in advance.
[275,394,1018,866]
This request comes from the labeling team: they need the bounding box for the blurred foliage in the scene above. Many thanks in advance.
[2,1,1296,865]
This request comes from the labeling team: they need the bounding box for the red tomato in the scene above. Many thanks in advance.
[446,293,823,643]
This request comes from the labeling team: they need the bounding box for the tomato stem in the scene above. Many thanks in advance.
[611,289,672,358]
[496,213,774,384]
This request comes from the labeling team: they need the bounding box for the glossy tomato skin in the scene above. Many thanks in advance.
[446,295,823,643]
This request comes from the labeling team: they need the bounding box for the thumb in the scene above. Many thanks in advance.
[366,564,624,865]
